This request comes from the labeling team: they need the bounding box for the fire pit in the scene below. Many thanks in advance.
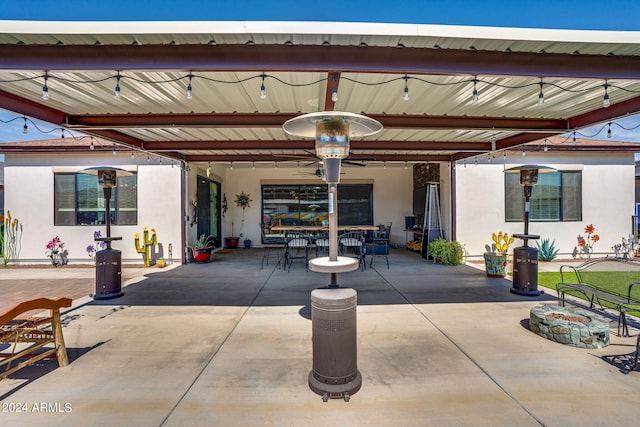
[529,305,609,349]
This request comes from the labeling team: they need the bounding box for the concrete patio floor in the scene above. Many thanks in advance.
[1,248,639,426]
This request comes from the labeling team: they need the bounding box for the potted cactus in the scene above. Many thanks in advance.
[192,234,216,263]
[483,232,514,277]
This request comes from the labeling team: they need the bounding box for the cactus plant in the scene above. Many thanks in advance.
[134,227,157,267]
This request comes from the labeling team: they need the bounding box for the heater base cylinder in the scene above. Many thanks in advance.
[94,248,123,300]
[309,287,360,401]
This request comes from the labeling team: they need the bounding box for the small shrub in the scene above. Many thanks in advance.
[427,238,464,265]
[536,238,559,261]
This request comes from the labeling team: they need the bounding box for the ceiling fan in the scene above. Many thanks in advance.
[280,150,374,167]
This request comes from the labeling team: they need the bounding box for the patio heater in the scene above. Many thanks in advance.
[505,165,556,296]
[81,167,132,300]
[283,111,382,401]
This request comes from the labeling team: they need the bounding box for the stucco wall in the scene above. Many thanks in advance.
[4,153,182,264]
[455,152,635,259]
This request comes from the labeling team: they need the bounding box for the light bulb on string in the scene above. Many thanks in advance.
[230,161,233,170]
[602,82,610,108]
[472,77,479,104]
[60,129,65,143]
[41,73,49,100]
[573,132,577,146]
[607,122,612,138]
[206,162,211,177]
[260,73,267,99]
[89,137,95,151]
[131,150,135,159]
[186,74,193,99]
[403,75,410,101]
[114,72,121,99]
[171,160,174,168]
[112,143,116,155]
[22,117,28,134]
[538,79,544,105]
[147,153,150,162]
[543,139,549,152]
[522,146,526,156]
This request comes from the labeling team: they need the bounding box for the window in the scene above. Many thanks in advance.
[54,173,137,225]
[261,184,373,228]
[505,171,581,222]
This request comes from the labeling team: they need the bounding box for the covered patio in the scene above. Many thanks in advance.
[1,249,639,426]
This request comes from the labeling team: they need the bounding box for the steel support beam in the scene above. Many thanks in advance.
[2,44,640,79]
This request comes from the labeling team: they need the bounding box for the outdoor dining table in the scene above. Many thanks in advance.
[270,225,379,232]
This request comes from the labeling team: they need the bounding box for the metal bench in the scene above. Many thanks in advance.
[556,257,640,337]
[0,297,72,380]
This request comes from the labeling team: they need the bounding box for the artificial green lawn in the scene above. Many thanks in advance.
[537,271,640,316]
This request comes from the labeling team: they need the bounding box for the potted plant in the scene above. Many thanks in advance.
[484,232,514,277]
[224,220,240,249]
[192,234,216,263]
[427,238,465,265]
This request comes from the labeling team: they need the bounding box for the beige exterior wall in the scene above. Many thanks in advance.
[4,150,635,264]
[455,152,636,259]
[4,153,182,264]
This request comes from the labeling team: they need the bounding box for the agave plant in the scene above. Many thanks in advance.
[536,238,559,261]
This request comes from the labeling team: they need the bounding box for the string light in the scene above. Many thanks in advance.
[41,73,49,100]
[90,136,94,150]
[472,77,479,104]
[572,131,577,146]
[147,152,150,162]
[260,73,267,99]
[607,122,612,138]
[230,161,233,170]
[114,72,121,99]
[22,117,28,134]
[543,138,549,152]
[522,145,526,156]
[4,72,634,110]
[331,75,338,102]
[112,143,116,155]
[538,79,545,105]
[403,75,410,101]
[603,81,610,108]
[60,129,65,143]
[206,161,211,177]
[186,73,193,99]
[131,150,135,159]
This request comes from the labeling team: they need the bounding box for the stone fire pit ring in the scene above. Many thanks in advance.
[529,305,610,349]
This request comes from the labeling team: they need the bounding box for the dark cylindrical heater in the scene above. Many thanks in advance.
[80,167,131,301]
[308,288,361,402]
[505,165,555,297]
[512,242,540,296]
[94,248,123,300]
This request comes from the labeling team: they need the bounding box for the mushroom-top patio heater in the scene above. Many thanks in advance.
[283,111,382,401]
[81,167,132,300]
[505,165,556,296]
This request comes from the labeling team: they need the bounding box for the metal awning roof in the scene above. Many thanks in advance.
[0,20,639,165]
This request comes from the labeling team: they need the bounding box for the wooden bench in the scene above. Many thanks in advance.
[0,297,72,380]
[556,257,640,337]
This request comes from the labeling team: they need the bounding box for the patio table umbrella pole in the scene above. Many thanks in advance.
[283,112,382,402]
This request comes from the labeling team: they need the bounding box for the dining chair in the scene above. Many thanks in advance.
[314,230,330,257]
[339,230,365,271]
[284,232,311,271]
[261,225,285,269]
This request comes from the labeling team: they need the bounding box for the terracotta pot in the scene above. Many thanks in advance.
[193,248,212,263]
[224,237,240,249]
[483,253,509,277]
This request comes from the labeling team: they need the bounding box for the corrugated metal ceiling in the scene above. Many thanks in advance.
[0,21,639,165]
